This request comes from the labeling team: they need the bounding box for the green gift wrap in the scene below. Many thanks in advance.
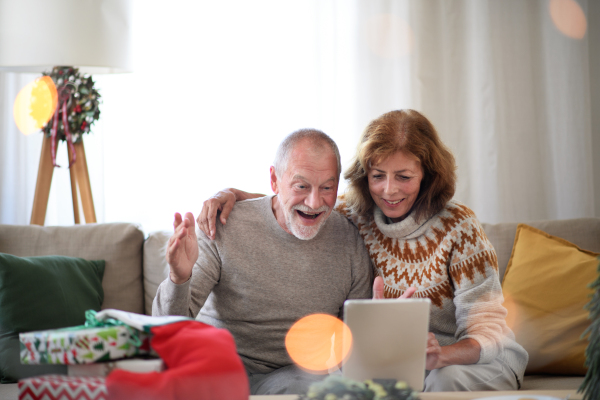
[19,311,152,365]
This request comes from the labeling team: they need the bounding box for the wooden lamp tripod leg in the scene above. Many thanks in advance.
[30,136,96,225]
[72,140,96,223]
[67,145,81,224]
[30,135,55,225]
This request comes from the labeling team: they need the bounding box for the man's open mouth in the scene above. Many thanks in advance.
[296,210,323,220]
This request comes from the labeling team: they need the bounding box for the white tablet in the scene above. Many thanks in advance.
[342,298,431,390]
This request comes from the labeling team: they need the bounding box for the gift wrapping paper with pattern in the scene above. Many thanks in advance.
[19,325,151,365]
[18,375,107,400]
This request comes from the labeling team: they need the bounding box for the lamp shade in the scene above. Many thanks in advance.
[0,0,132,74]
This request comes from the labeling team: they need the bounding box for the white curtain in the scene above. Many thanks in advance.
[1,0,597,232]
[408,0,597,223]
[350,0,597,223]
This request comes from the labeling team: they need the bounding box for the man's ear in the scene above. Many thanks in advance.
[270,166,279,194]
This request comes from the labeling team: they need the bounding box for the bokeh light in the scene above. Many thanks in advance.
[285,313,352,374]
[13,76,58,136]
[550,0,587,40]
[365,14,414,59]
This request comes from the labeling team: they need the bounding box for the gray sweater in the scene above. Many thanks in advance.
[153,196,373,374]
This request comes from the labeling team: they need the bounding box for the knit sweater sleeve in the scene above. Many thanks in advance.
[334,195,361,227]
[152,228,221,318]
[446,205,509,364]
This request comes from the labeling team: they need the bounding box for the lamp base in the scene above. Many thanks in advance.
[30,135,96,225]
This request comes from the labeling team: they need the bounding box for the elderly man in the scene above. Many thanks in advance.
[153,129,373,395]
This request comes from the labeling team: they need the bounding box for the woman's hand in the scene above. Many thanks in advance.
[197,189,237,240]
[425,336,481,370]
[372,276,417,300]
[425,333,442,370]
[197,188,265,240]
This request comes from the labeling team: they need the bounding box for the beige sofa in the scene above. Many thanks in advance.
[0,217,599,398]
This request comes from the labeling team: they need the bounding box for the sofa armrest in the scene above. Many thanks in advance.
[143,230,171,315]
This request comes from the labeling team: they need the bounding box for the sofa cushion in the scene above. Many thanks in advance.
[143,230,171,315]
[501,224,599,375]
[520,375,585,390]
[0,254,105,383]
[0,223,145,314]
[482,218,600,282]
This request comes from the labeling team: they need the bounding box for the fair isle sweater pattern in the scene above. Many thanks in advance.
[337,200,498,306]
[335,197,528,379]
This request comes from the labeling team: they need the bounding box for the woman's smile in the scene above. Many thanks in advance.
[368,150,423,222]
[382,198,404,206]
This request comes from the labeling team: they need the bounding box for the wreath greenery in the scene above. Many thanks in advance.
[42,66,101,143]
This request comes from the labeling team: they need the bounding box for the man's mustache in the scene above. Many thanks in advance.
[291,204,330,214]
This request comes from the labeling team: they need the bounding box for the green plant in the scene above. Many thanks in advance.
[579,256,600,400]
[298,375,418,400]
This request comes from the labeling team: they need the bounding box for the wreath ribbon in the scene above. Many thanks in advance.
[50,86,77,168]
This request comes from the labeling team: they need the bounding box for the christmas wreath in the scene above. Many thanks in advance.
[42,66,101,143]
[40,66,101,167]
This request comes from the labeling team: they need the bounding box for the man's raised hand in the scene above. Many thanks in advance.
[167,212,199,284]
[372,276,417,300]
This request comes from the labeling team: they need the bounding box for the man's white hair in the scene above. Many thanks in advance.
[273,128,342,178]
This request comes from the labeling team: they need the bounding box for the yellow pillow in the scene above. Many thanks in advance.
[502,224,599,375]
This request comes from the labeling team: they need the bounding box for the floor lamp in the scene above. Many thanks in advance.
[0,0,132,225]
[31,131,96,226]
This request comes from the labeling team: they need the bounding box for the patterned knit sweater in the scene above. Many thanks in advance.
[336,198,528,382]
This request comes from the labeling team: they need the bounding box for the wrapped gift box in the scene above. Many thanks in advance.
[18,375,107,400]
[68,358,165,377]
[20,325,151,365]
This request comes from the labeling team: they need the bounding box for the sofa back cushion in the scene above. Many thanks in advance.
[0,223,145,314]
[482,218,600,282]
[0,254,105,382]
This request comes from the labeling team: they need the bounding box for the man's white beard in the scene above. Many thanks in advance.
[283,202,330,240]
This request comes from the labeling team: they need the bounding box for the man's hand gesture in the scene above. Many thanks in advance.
[167,212,199,284]
[372,276,417,300]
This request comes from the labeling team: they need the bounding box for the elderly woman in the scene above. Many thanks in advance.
[197,109,528,392]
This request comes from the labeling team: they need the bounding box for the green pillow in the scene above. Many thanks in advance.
[0,253,105,383]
